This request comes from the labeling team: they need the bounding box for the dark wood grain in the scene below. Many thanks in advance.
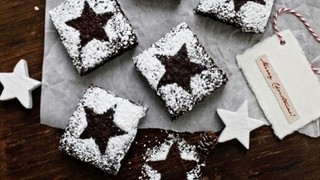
[0,1,319,179]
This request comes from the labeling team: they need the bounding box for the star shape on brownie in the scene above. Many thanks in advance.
[80,106,127,154]
[228,0,266,12]
[65,1,113,48]
[155,44,207,93]
[147,143,197,179]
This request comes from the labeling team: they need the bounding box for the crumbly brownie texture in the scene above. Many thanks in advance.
[141,134,203,179]
[195,0,274,33]
[50,0,138,75]
[59,85,147,174]
[133,22,228,120]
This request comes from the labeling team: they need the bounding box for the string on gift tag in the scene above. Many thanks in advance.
[273,7,320,75]
[273,8,320,45]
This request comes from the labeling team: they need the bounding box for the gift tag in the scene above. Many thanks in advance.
[237,30,320,139]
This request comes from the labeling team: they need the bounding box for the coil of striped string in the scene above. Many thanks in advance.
[273,7,320,75]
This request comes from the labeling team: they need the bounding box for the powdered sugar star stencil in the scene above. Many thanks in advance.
[0,59,41,109]
[65,1,113,48]
[146,143,197,179]
[217,100,266,149]
[49,0,138,75]
[155,43,208,93]
[141,134,203,179]
[59,85,147,174]
[79,106,126,154]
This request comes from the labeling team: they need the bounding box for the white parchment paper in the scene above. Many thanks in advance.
[41,0,320,137]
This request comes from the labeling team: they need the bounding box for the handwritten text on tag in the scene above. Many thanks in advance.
[256,55,299,124]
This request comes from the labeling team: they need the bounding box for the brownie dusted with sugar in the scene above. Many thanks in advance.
[195,0,274,33]
[49,0,138,75]
[133,22,228,120]
[59,85,147,174]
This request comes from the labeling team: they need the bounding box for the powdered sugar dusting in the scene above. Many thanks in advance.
[238,0,274,32]
[146,138,173,161]
[49,0,138,75]
[141,133,203,179]
[196,0,275,33]
[140,164,161,180]
[133,22,227,118]
[60,85,147,174]
[187,164,203,180]
[50,0,83,60]
[178,139,199,162]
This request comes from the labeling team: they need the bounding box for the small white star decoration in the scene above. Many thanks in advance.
[0,59,41,109]
[217,100,266,149]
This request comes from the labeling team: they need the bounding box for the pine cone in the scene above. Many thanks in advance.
[198,131,218,152]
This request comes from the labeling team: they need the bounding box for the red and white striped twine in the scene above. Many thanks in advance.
[273,7,320,45]
[273,7,320,75]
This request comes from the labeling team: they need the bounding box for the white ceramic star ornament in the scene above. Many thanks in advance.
[0,59,41,109]
[217,100,266,149]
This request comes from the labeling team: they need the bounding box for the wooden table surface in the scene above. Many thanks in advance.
[0,1,319,179]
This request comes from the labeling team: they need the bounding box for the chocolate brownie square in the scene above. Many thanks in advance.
[59,85,147,174]
[133,22,228,120]
[195,0,274,33]
[49,0,138,75]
